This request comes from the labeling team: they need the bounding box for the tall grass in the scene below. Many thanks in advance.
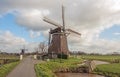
[0,59,19,65]
[0,54,19,59]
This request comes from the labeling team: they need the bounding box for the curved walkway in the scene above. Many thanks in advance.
[6,56,40,77]
[92,60,109,65]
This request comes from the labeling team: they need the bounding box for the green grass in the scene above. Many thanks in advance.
[35,57,83,77]
[0,61,19,77]
[0,54,19,59]
[94,63,120,77]
[81,55,120,76]
[81,55,120,63]
[35,63,55,77]
[35,55,120,77]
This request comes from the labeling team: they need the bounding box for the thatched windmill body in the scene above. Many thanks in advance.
[43,5,81,57]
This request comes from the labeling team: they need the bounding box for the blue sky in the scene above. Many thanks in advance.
[0,13,24,37]
[1,13,119,42]
[0,13,46,42]
[100,25,120,41]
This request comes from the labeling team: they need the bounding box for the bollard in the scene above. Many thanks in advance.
[34,55,37,60]
[20,55,23,60]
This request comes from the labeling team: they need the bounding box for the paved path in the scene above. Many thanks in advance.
[7,56,40,77]
[92,60,109,65]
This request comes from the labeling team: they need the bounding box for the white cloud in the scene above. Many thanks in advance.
[0,0,120,53]
[0,31,26,45]
[0,30,40,53]
[29,30,41,38]
[69,39,120,54]
[15,9,52,31]
[0,31,26,52]
[113,32,120,36]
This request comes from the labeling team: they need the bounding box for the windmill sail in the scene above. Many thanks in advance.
[66,29,81,35]
[43,4,81,58]
[43,17,62,28]
[62,5,65,31]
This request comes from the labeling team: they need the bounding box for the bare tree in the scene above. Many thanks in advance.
[38,42,47,53]
[34,47,39,53]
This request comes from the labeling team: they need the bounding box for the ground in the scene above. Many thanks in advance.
[6,56,40,77]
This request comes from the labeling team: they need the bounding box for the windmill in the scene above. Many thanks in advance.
[20,45,27,55]
[43,5,81,58]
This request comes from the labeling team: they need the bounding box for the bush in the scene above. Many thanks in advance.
[57,54,68,59]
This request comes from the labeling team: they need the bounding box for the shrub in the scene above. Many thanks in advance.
[57,54,68,59]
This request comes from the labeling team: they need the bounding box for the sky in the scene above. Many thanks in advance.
[0,0,120,54]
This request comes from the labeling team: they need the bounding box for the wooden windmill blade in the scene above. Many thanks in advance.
[43,17,63,28]
[66,29,81,36]
[62,5,65,31]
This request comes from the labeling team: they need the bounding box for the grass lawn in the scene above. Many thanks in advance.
[94,63,120,77]
[35,55,120,77]
[0,62,19,77]
[81,55,120,63]
[35,57,83,77]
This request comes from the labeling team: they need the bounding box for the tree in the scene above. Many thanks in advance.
[38,42,47,53]
[34,47,39,54]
